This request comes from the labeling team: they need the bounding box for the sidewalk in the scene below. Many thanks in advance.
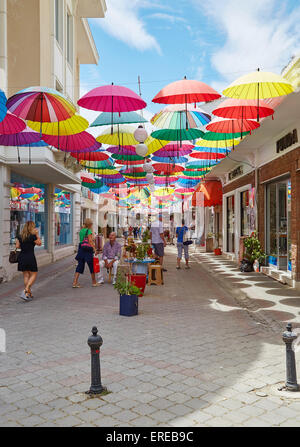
[0,249,300,427]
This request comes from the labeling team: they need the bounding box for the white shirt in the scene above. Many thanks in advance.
[151,222,164,244]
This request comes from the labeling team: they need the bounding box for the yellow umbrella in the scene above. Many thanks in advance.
[27,114,89,135]
[96,124,138,146]
[153,187,174,197]
[223,70,294,100]
[144,136,168,156]
[196,138,241,149]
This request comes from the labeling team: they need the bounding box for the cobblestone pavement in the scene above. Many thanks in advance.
[1,247,300,427]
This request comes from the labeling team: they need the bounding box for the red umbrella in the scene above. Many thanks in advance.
[80,172,96,184]
[0,112,26,135]
[152,163,184,174]
[114,159,144,166]
[206,117,260,135]
[190,151,226,160]
[152,77,221,104]
[212,98,274,120]
[70,152,109,161]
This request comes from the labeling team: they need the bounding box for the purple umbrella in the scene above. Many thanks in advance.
[0,126,42,163]
[106,145,137,155]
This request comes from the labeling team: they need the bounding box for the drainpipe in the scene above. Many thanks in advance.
[0,0,7,94]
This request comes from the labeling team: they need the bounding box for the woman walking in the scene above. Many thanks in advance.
[73,218,99,288]
[16,221,42,301]
[176,220,190,269]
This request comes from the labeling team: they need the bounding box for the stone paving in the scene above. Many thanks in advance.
[1,246,300,427]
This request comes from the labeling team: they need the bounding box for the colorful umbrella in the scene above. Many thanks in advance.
[27,114,88,136]
[196,138,240,149]
[152,77,220,105]
[152,163,184,174]
[0,125,44,162]
[106,145,137,155]
[151,155,188,163]
[223,69,294,121]
[189,151,226,160]
[153,146,192,157]
[78,84,147,113]
[0,112,26,135]
[71,151,109,162]
[80,172,96,184]
[0,89,7,122]
[212,98,274,120]
[111,153,144,162]
[206,117,260,135]
[42,131,101,151]
[151,104,210,129]
[151,128,204,142]
[90,111,147,127]
[7,86,76,123]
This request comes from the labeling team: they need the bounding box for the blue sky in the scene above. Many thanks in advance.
[80,0,300,119]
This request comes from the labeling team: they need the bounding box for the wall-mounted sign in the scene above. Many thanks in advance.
[276,129,298,153]
[228,165,243,181]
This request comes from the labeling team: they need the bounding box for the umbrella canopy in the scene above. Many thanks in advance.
[192,180,223,207]
[185,162,212,171]
[0,89,7,122]
[111,153,145,162]
[190,151,226,160]
[82,178,105,189]
[212,98,274,120]
[0,126,41,146]
[0,112,26,135]
[80,159,113,169]
[151,104,210,129]
[42,131,101,151]
[151,128,204,141]
[151,155,188,163]
[7,86,76,122]
[223,70,294,100]
[28,114,89,135]
[193,146,228,154]
[152,163,184,174]
[96,124,139,146]
[201,131,249,141]
[114,159,145,166]
[78,84,147,112]
[153,146,192,157]
[106,145,136,155]
[153,187,174,197]
[196,138,240,149]
[90,111,147,127]
[154,176,179,185]
[81,172,96,184]
[174,188,195,197]
[152,77,221,104]
[182,170,207,178]
[206,117,260,134]
[71,152,109,161]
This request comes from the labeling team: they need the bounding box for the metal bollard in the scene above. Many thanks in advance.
[282,323,299,391]
[86,326,106,395]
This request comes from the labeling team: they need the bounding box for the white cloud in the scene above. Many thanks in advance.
[92,0,161,54]
[146,13,187,24]
[192,0,300,84]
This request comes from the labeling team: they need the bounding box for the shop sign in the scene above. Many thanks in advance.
[276,129,298,153]
[228,165,243,181]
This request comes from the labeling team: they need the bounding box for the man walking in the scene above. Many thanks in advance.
[150,215,167,272]
[97,232,121,285]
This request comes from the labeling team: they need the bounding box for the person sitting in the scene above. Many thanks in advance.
[97,232,122,285]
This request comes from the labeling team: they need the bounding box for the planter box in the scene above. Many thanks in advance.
[206,238,214,252]
[120,294,138,317]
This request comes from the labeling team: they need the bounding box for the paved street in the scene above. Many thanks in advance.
[1,247,300,427]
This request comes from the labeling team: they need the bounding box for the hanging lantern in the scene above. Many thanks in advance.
[134,125,148,143]
[136,143,148,157]
[143,160,154,173]
[146,173,154,184]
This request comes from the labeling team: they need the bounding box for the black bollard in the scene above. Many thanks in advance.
[86,326,106,395]
[282,323,299,391]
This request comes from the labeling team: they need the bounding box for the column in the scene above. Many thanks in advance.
[0,0,7,93]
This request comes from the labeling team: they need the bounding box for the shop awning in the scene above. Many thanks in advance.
[192,180,223,207]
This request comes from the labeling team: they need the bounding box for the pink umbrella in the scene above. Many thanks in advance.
[0,112,26,135]
[42,131,101,151]
[212,98,274,120]
[106,145,137,155]
[78,84,147,112]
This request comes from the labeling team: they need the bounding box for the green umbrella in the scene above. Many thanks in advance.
[111,153,145,161]
[201,131,249,141]
[82,178,105,189]
[151,128,204,142]
[90,111,147,127]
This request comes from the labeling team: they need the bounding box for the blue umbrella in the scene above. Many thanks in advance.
[0,89,7,123]
[151,155,188,163]
[90,111,147,127]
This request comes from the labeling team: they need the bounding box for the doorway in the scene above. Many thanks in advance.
[266,178,291,272]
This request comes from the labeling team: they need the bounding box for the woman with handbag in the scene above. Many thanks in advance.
[72,218,100,288]
[176,220,191,270]
[15,221,42,301]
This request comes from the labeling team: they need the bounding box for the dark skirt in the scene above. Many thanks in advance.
[18,252,38,272]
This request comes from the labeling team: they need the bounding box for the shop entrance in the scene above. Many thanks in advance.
[226,195,235,252]
[266,178,291,272]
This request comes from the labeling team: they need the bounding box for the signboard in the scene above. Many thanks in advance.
[276,129,298,153]
[228,165,243,181]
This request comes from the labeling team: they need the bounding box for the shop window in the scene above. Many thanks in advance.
[55,0,63,50]
[240,190,250,236]
[54,188,73,246]
[67,12,73,68]
[10,173,47,249]
[226,195,235,252]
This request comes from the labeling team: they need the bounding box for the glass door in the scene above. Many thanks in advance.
[266,179,290,272]
[226,195,235,252]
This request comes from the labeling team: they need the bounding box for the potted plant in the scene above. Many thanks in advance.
[214,232,222,255]
[240,232,266,272]
[114,271,141,316]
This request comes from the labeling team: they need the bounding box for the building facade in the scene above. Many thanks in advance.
[0,0,107,281]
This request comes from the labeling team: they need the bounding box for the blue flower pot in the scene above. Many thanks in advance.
[120,294,138,317]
